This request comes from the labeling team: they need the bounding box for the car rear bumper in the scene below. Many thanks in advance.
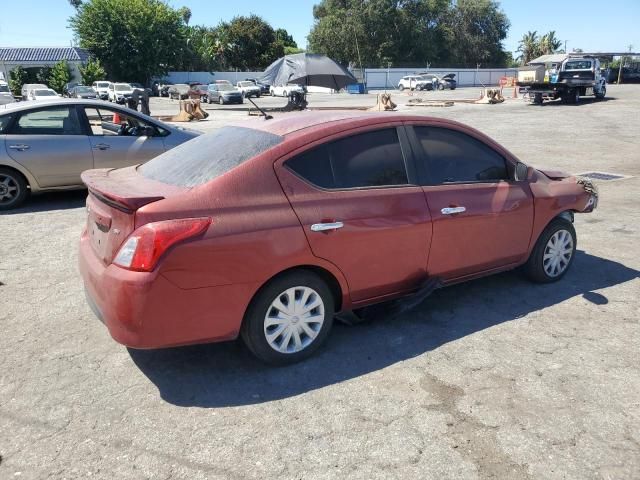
[79,232,257,349]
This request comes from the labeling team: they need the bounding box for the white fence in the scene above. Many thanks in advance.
[164,67,518,90]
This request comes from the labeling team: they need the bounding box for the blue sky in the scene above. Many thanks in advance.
[0,0,638,56]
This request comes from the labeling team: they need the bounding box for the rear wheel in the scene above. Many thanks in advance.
[523,218,576,283]
[0,168,28,211]
[241,271,335,364]
[438,83,445,90]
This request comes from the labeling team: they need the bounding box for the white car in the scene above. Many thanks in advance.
[108,83,134,104]
[21,83,48,100]
[397,75,431,91]
[92,81,111,100]
[236,81,261,98]
[0,82,15,105]
[270,84,305,97]
[28,88,61,101]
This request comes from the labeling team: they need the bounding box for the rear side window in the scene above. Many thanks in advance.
[414,126,508,184]
[9,107,83,135]
[0,114,13,133]
[286,128,409,189]
[139,126,283,187]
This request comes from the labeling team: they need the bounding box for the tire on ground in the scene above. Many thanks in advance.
[523,217,577,283]
[241,270,335,365]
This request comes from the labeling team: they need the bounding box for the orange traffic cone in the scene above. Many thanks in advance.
[113,112,121,124]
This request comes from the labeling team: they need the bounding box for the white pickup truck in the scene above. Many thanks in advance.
[236,81,261,98]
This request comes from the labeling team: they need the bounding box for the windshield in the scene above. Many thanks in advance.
[139,126,283,187]
[34,90,56,96]
[115,84,131,91]
[96,82,109,88]
[217,85,234,91]
[0,85,10,93]
[238,81,254,87]
[565,60,593,70]
[77,87,95,93]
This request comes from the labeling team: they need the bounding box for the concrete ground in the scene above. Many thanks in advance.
[1,85,639,480]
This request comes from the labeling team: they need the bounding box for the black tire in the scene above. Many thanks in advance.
[241,270,335,365]
[596,85,606,99]
[398,84,404,91]
[0,167,29,211]
[218,96,224,105]
[438,83,445,91]
[523,217,577,283]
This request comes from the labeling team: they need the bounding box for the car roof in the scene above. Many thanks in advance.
[235,111,473,137]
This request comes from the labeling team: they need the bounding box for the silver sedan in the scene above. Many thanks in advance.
[0,99,200,210]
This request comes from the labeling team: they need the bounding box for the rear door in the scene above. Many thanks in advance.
[276,126,432,303]
[81,106,166,170]
[408,124,534,280]
[4,105,92,187]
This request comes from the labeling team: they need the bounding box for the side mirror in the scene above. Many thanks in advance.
[514,161,529,181]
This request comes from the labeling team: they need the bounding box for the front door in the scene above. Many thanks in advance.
[4,105,91,187]
[276,126,433,303]
[408,124,534,280]
[82,106,166,170]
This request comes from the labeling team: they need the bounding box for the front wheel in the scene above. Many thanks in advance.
[398,84,404,91]
[218,96,224,105]
[523,218,576,283]
[241,271,335,364]
[596,85,606,99]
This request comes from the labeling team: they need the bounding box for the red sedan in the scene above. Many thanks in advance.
[79,113,597,364]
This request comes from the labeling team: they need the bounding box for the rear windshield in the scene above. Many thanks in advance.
[139,126,283,187]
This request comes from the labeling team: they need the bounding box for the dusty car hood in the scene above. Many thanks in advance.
[536,168,573,180]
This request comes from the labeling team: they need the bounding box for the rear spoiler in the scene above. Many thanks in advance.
[81,167,184,212]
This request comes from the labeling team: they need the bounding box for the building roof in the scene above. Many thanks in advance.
[0,47,90,63]
[529,54,570,64]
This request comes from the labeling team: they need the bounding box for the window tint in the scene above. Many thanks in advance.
[140,126,283,187]
[10,107,83,135]
[414,127,508,184]
[286,128,409,189]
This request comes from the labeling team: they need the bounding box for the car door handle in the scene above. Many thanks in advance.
[311,222,344,232]
[93,143,111,150]
[8,144,30,151]
[441,206,466,215]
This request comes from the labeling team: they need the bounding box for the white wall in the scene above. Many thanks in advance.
[164,67,518,90]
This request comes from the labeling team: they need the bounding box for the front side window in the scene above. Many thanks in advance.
[414,126,508,184]
[10,107,83,135]
[0,114,14,133]
[84,107,165,137]
[286,128,409,189]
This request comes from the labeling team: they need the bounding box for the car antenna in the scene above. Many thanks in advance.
[247,96,273,120]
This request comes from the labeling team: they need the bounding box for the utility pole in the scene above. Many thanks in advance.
[564,40,568,53]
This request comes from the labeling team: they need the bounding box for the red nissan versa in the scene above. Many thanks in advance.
[79,112,597,364]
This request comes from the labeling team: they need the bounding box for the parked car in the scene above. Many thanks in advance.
[187,83,209,102]
[63,82,81,97]
[68,85,98,99]
[108,83,134,104]
[270,84,305,97]
[168,84,190,100]
[0,99,199,210]
[129,82,152,96]
[159,82,173,97]
[0,81,15,105]
[21,83,48,100]
[92,81,111,100]
[245,78,270,95]
[77,112,597,364]
[236,81,261,98]
[28,88,61,101]
[438,73,457,90]
[397,75,431,91]
[207,83,243,104]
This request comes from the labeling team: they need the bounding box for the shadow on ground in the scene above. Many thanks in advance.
[0,190,86,215]
[129,250,639,408]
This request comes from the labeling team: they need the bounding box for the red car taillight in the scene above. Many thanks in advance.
[113,217,211,272]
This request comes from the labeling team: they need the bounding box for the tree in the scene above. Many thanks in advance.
[539,31,562,55]
[221,15,285,70]
[9,66,27,96]
[48,61,72,93]
[69,0,186,83]
[443,0,510,67]
[68,0,83,8]
[178,6,191,25]
[517,31,540,65]
[79,58,107,84]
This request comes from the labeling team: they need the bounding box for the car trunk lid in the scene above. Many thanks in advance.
[82,167,187,264]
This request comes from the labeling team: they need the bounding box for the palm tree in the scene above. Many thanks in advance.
[517,31,539,65]
[539,31,562,55]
